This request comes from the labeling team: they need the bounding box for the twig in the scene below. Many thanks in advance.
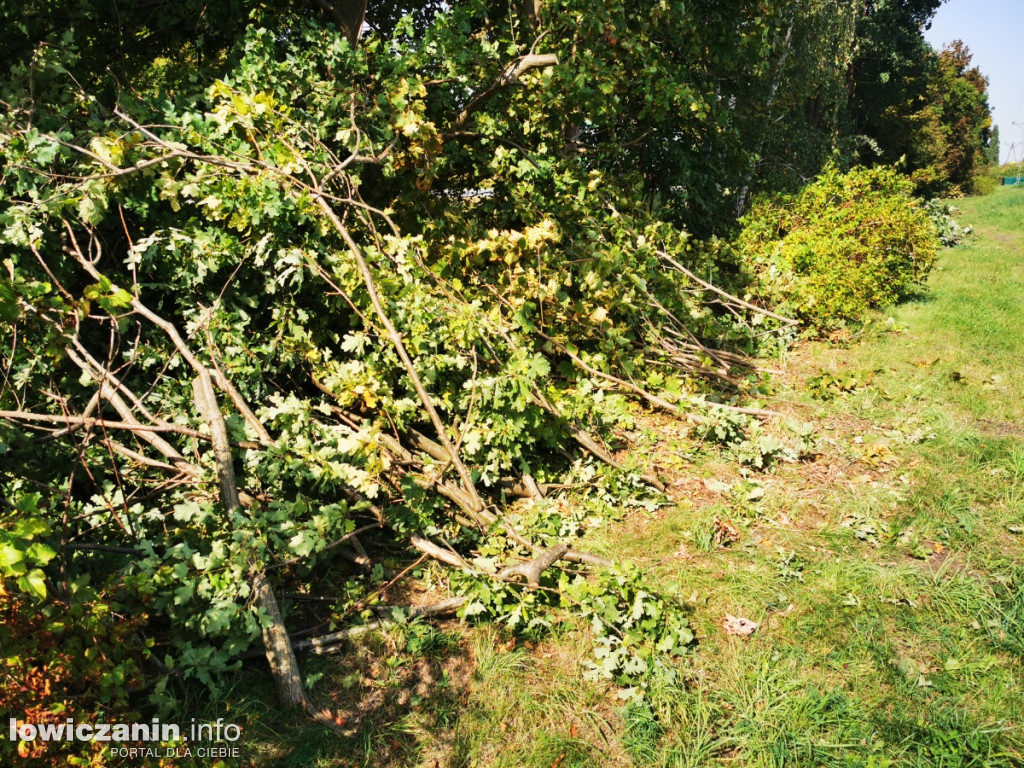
[657,251,798,326]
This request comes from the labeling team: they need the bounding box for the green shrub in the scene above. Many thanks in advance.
[923,199,972,247]
[738,165,939,325]
[970,172,997,196]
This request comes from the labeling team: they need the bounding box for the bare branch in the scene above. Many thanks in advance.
[452,53,559,130]
[658,251,798,326]
[410,535,471,569]
[293,597,468,655]
[498,542,569,586]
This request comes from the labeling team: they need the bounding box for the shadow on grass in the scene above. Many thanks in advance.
[893,285,935,307]
[168,624,476,768]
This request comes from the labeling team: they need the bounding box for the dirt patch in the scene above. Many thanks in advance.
[974,417,1024,440]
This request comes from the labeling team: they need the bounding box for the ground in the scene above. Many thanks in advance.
[180,188,1024,768]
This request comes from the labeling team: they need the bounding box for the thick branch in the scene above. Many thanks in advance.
[252,571,310,709]
[452,53,559,130]
[312,0,366,46]
[313,200,487,516]
[293,597,468,655]
[410,535,471,569]
[498,542,569,586]
[191,373,241,512]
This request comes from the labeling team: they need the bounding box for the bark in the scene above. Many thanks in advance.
[252,571,310,708]
[313,0,367,47]
[498,542,569,586]
[519,0,543,28]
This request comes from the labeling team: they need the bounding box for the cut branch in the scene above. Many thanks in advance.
[211,369,272,444]
[293,597,468,655]
[452,53,559,130]
[410,535,471,569]
[252,571,309,709]
[529,389,666,492]
[498,542,569,586]
[313,197,487,518]
[658,251,798,326]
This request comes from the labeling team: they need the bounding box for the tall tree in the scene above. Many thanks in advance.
[846,0,941,172]
[932,41,992,193]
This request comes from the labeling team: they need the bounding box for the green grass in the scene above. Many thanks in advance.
[171,188,1024,766]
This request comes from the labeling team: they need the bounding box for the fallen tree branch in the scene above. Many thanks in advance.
[410,535,470,569]
[451,53,559,130]
[210,368,273,445]
[66,225,313,714]
[529,389,666,492]
[293,597,468,654]
[314,197,488,518]
[657,251,798,326]
[498,542,569,586]
[534,327,705,427]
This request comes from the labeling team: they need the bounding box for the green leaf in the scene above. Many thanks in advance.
[19,568,48,599]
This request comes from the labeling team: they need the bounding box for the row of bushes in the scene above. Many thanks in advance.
[734,163,968,328]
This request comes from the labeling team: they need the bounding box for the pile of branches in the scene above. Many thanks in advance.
[0,42,790,721]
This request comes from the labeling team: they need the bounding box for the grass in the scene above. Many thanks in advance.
[171,188,1024,766]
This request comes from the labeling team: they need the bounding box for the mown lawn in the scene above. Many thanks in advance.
[177,188,1024,767]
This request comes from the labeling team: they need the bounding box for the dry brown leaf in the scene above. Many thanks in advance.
[713,517,741,546]
[722,614,758,636]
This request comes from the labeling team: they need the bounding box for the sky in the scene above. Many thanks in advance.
[923,0,1024,165]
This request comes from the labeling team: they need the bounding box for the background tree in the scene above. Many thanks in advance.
[847,0,945,186]
[931,41,992,194]
[985,124,1001,167]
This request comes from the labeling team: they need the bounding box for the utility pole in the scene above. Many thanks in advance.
[1011,123,1024,184]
